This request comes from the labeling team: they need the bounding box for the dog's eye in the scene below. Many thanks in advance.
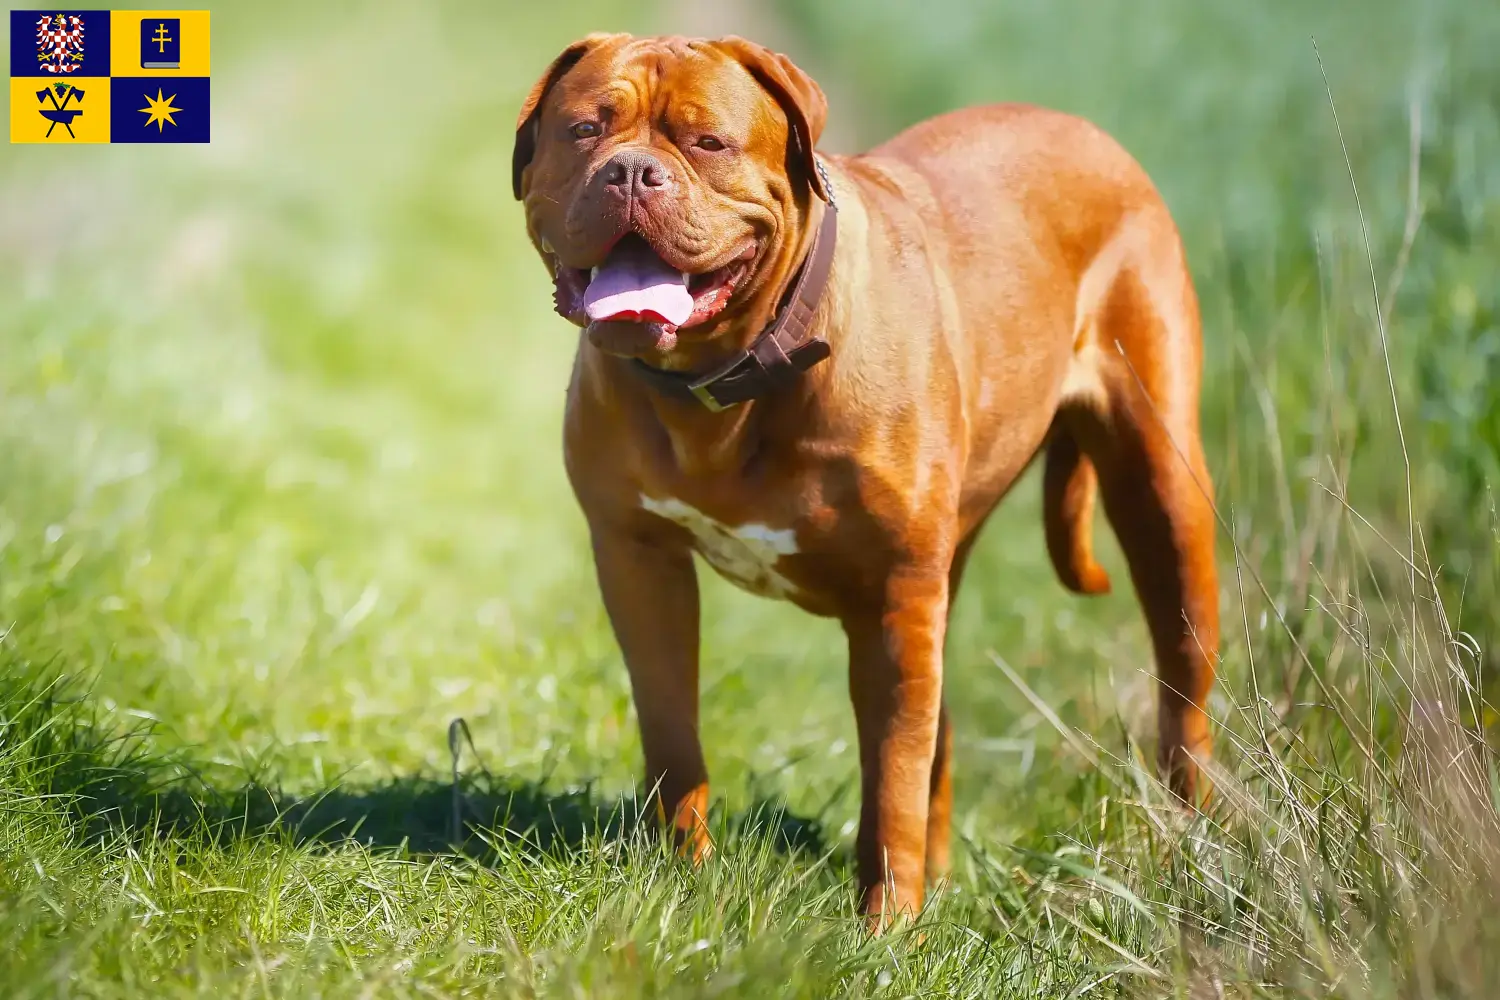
[694,135,726,152]
[569,122,601,140]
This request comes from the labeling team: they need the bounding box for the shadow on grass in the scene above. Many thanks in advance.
[114,771,831,862]
[3,667,831,864]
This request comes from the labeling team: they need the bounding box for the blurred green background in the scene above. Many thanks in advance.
[3,0,1499,993]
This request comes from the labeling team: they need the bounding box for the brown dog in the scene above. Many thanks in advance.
[513,33,1218,923]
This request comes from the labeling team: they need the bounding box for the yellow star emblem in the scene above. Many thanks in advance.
[138,88,182,132]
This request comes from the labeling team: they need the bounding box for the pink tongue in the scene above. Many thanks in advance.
[583,240,694,327]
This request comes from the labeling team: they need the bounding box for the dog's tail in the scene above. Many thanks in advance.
[1042,421,1112,595]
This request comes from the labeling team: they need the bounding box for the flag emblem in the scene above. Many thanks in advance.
[138,86,178,130]
[34,78,83,136]
[140,17,178,69]
[111,76,207,142]
[34,12,84,73]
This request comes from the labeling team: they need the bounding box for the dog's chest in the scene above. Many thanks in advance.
[639,494,800,599]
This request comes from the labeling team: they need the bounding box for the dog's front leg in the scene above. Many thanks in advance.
[591,525,711,860]
[844,568,949,925]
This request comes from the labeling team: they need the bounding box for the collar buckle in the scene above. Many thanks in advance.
[688,379,729,413]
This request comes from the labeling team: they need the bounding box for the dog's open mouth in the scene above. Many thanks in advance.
[552,235,754,336]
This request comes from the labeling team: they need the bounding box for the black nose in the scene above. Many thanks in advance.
[601,149,673,196]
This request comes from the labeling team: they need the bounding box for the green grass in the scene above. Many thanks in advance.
[3,0,1500,995]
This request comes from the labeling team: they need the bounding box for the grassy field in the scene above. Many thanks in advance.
[3,0,1500,995]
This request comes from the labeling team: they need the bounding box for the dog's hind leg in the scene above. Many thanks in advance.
[1069,215,1220,803]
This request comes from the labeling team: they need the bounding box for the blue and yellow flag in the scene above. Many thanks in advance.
[9,9,209,143]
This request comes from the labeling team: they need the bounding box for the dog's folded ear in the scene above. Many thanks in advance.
[713,37,829,201]
[513,33,628,201]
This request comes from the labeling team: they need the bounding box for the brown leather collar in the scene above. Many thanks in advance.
[629,168,838,412]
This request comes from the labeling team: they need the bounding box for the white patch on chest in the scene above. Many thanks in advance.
[640,494,800,599]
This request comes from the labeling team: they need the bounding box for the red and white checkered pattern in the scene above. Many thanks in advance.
[35,13,86,75]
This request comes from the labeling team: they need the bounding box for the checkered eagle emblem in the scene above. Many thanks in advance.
[35,12,85,75]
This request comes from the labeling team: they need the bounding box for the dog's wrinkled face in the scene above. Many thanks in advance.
[513,34,827,360]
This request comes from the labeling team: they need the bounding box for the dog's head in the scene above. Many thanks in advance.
[513,34,828,361]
